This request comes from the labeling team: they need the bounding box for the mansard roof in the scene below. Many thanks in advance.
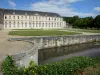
[2,8,61,17]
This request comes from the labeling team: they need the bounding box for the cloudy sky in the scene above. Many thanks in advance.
[0,0,100,17]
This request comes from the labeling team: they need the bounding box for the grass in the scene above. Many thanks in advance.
[67,28,100,33]
[80,57,100,75]
[8,30,80,36]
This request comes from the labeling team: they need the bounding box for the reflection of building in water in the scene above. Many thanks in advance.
[0,8,66,29]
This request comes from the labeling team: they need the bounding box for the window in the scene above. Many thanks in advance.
[25,16,27,19]
[29,16,31,19]
[55,18,56,21]
[13,12,15,14]
[13,16,15,19]
[9,16,11,19]
[25,22,27,27]
[18,22,19,24]
[5,21,7,24]
[49,18,50,20]
[29,22,31,27]
[5,16,7,19]
[17,22,19,27]
[36,16,37,20]
[17,24,19,27]
[13,24,15,27]
[22,16,23,19]
[9,25,11,27]
[18,16,19,19]
[9,21,11,24]
[5,25,7,28]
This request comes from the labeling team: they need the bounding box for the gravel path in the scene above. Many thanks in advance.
[0,30,33,60]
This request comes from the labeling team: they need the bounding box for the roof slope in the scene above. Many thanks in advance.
[2,8,61,17]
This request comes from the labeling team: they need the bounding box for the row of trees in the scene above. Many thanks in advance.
[63,15,100,29]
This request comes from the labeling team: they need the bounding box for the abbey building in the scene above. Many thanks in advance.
[0,8,66,29]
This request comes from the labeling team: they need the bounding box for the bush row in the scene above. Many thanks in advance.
[1,56,95,75]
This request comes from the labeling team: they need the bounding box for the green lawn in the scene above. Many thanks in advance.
[8,30,80,36]
[68,29,100,33]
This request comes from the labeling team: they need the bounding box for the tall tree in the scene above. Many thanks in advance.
[94,15,100,29]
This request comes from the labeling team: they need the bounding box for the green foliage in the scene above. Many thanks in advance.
[1,56,96,75]
[63,16,79,25]
[23,56,94,75]
[72,17,94,29]
[64,15,100,29]
[1,55,19,75]
[94,15,100,29]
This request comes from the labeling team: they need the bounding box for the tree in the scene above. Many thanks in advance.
[94,15,100,29]
[70,16,79,24]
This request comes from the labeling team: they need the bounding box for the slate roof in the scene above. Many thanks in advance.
[2,8,61,17]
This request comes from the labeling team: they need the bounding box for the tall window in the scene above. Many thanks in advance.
[18,16,19,19]
[14,22,15,27]
[49,18,50,21]
[9,16,11,19]
[9,21,11,24]
[5,16,7,19]
[17,22,19,27]
[13,16,15,19]
[22,16,23,19]
[25,22,27,27]
[25,16,27,19]
[29,22,31,27]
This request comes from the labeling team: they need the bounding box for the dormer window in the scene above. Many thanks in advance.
[13,12,15,14]
[35,13,38,16]
[25,13,27,15]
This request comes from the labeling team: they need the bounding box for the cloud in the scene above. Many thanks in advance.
[94,7,100,12]
[8,0,16,9]
[30,0,96,17]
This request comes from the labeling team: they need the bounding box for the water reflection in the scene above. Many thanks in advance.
[39,42,100,64]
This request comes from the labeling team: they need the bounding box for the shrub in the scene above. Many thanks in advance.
[1,55,19,75]
[1,56,95,75]
[24,56,94,75]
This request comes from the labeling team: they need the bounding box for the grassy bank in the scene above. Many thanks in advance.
[8,30,80,36]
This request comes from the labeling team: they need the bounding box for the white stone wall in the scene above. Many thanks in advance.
[3,14,66,29]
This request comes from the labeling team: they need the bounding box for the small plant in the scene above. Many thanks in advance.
[1,55,18,75]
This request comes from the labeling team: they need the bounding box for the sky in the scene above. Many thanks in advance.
[0,0,100,17]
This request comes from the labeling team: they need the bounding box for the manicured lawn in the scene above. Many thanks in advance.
[8,30,80,36]
[77,29,100,33]
[68,29,100,33]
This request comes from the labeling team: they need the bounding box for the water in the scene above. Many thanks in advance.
[39,42,100,64]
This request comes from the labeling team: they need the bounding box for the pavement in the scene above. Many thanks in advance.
[0,30,33,60]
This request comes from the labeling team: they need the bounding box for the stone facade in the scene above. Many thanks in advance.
[0,8,66,29]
